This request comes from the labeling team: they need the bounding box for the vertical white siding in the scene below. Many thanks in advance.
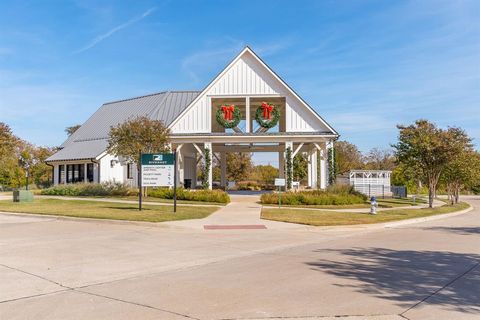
[171,50,332,133]
[99,154,124,183]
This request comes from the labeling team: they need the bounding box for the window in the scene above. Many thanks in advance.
[127,163,133,179]
[87,164,94,182]
[59,165,65,184]
[66,164,86,183]
[66,164,73,183]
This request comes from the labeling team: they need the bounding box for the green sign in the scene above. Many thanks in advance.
[141,153,174,166]
[141,153,175,187]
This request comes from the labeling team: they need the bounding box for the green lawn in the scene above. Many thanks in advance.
[261,202,469,226]
[262,197,426,209]
[0,199,218,222]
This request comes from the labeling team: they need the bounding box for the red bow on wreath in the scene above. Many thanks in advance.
[221,105,235,121]
[261,102,273,120]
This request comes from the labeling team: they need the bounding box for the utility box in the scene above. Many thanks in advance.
[13,190,34,202]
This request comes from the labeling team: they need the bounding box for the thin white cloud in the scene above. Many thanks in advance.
[73,7,156,54]
[181,39,245,82]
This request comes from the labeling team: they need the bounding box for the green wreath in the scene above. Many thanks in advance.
[216,105,241,128]
[255,102,280,129]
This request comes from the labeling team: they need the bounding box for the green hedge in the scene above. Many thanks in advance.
[41,182,136,197]
[260,185,367,206]
[148,188,230,204]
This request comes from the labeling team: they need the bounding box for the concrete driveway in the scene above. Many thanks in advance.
[0,197,479,319]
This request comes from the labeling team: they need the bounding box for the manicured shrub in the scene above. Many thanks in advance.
[260,185,367,206]
[41,182,136,197]
[148,187,230,204]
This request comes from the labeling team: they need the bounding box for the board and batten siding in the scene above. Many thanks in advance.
[171,50,330,134]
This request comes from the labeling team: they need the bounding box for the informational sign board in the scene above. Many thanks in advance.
[141,153,174,187]
[274,178,286,187]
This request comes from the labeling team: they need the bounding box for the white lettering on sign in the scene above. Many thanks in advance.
[141,165,174,187]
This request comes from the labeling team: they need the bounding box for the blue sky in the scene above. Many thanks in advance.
[0,0,479,165]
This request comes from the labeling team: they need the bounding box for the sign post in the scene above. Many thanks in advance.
[274,178,286,209]
[138,151,142,211]
[173,150,177,213]
[140,153,175,211]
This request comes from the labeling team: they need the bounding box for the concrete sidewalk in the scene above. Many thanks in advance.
[165,193,308,230]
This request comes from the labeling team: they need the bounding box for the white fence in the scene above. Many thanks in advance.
[349,170,392,197]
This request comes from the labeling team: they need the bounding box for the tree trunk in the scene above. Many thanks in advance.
[454,186,460,204]
[428,185,434,208]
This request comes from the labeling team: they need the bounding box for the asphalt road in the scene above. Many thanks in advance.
[0,197,479,319]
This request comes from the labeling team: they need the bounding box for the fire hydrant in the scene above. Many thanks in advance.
[370,196,378,215]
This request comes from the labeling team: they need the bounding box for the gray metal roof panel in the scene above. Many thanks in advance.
[53,91,200,161]
[46,139,108,162]
[60,91,200,148]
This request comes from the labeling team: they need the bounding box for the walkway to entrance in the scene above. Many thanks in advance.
[164,192,306,230]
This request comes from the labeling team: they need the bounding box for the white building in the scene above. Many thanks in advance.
[46,47,339,189]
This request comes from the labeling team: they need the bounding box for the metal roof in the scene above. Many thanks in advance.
[47,91,200,162]
[46,139,108,162]
[61,91,200,147]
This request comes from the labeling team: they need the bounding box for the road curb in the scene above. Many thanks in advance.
[382,205,474,228]
[0,211,175,228]
[0,204,473,231]
[262,203,474,232]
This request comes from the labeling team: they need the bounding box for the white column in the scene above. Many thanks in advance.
[204,142,212,190]
[307,150,313,188]
[177,150,184,187]
[220,151,227,187]
[245,97,251,133]
[311,150,318,188]
[93,163,99,183]
[84,163,88,183]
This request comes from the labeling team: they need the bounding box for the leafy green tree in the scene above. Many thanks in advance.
[334,141,363,175]
[363,148,396,171]
[65,124,81,137]
[31,146,56,188]
[293,153,308,183]
[442,151,480,204]
[107,116,170,166]
[254,165,278,185]
[393,120,472,207]
[0,123,20,188]
[226,152,253,181]
[0,123,18,159]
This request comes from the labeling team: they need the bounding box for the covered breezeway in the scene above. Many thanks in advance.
[170,134,333,190]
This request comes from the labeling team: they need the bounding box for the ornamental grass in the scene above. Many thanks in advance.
[148,187,230,204]
[41,182,136,197]
[260,185,367,206]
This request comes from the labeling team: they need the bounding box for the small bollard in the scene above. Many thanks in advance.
[370,196,378,215]
[412,195,416,205]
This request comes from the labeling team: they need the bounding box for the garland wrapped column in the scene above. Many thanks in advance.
[285,142,293,190]
[203,143,212,190]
